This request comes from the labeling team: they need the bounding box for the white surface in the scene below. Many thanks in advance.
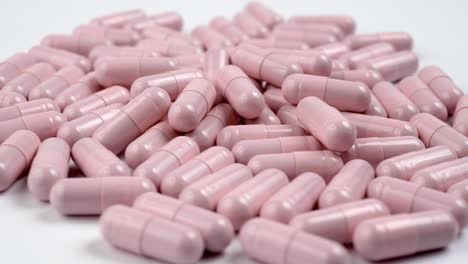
[1,0,468,263]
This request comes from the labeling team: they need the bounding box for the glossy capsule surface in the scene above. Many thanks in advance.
[346,32,413,51]
[54,72,102,110]
[0,98,59,122]
[3,62,56,97]
[343,112,418,138]
[359,51,418,82]
[453,95,468,136]
[373,81,420,121]
[411,157,468,192]
[28,65,84,100]
[0,53,37,88]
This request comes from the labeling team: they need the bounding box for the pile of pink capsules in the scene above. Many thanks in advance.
[1,1,468,264]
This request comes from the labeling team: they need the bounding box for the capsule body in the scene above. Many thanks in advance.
[0,98,59,122]
[359,51,418,82]
[3,62,56,97]
[29,45,91,72]
[346,32,413,51]
[0,53,37,88]
[339,43,395,69]
[209,17,248,45]
[453,95,468,136]
[191,25,232,49]
[263,86,289,112]
[0,91,26,107]
[448,180,468,202]
[54,72,102,110]
[28,65,84,100]
[233,11,269,38]
[277,105,303,127]
[329,69,382,89]
[41,33,112,57]
[245,2,283,28]
[343,112,418,138]
[90,9,146,28]
[373,81,420,121]
[288,15,356,35]
[365,91,387,117]
[411,157,468,192]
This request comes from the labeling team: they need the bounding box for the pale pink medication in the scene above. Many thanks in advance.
[134,136,200,187]
[89,46,159,65]
[245,1,282,28]
[55,72,102,110]
[125,11,183,32]
[367,176,468,228]
[273,24,344,40]
[100,205,203,264]
[0,111,66,142]
[3,62,56,97]
[272,31,337,47]
[0,53,37,88]
[191,26,232,49]
[27,138,70,201]
[319,160,375,208]
[283,74,371,112]
[63,86,130,120]
[72,138,132,177]
[73,24,140,46]
[243,38,309,50]
[410,113,468,157]
[93,87,170,154]
[90,9,146,28]
[291,199,390,244]
[346,32,413,51]
[411,157,468,192]
[418,66,463,114]
[41,34,112,57]
[179,163,253,210]
[247,150,343,182]
[277,105,303,127]
[208,17,248,45]
[341,136,425,167]
[0,91,26,107]
[297,97,356,152]
[29,45,91,72]
[0,130,40,191]
[373,81,420,121]
[448,179,468,202]
[233,11,269,38]
[365,91,387,117]
[453,95,468,136]
[217,168,288,230]
[338,43,395,69]
[330,69,382,89]
[0,98,59,122]
[244,106,281,125]
[353,211,459,261]
[398,76,448,121]
[263,86,289,112]
[28,65,84,100]
[260,172,325,223]
[142,25,195,46]
[203,48,230,88]
[57,104,122,146]
[377,146,457,180]
[289,15,356,35]
[240,218,350,264]
[232,136,321,164]
[160,146,234,197]
[125,120,180,168]
[134,192,234,252]
[187,103,240,151]
[313,42,350,59]
[343,112,418,138]
[331,60,349,71]
[358,51,418,82]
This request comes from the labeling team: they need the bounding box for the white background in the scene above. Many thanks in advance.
[1,0,468,263]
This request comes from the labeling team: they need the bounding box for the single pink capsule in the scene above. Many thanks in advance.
[410,113,468,157]
[418,65,463,114]
[72,138,132,177]
[319,160,375,208]
[27,138,70,201]
[260,172,325,223]
[358,51,418,82]
[263,85,289,112]
[297,97,356,152]
[125,11,183,32]
[448,179,468,202]
[367,176,468,228]
[373,81,420,121]
[277,105,303,127]
[232,136,321,164]
[272,31,337,47]
[244,106,281,125]
[0,53,37,88]
[245,2,283,28]
[233,11,269,38]
[377,146,457,180]
[411,157,468,192]
[453,95,468,136]
[247,150,343,182]
[134,136,200,188]
[41,34,112,57]
[273,24,344,40]
[73,24,140,46]
[138,39,200,57]
[28,65,84,100]
[0,98,59,122]
[346,32,413,51]
[100,205,204,264]
[343,112,418,138]
[341,136,425,167]
[55,72,102,110]
[354,211,458,261]
[291,199,390,244]
[0,111,66,142]
[3,62,56,97]
[125,120,180,168]
[29,45,91,72]
[288,15,356,35]
[179,163,253,210]
[89,9,146,28]
[217,168,289,230]
[191,25,232,49]
[0,91,26,107]
[203,48,230,88]
[208,17,248,45]
[329,69,382,89]
[240,218,350,264]
[0,130,40,192]
[365,91,387,117]
[339,43,395,69]
[313,42,350,59]
[242,38,309,50]
[63,86,130,120]
[160,146,234,197]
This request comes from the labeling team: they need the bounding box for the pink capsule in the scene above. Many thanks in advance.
[453,95,468,136]
[29,45,91,73]
[160,146,234,197]
[343,112,418,138]
[367,176,468,228]
[341,136,425,167]
[203,48,230,87]
[411,157,468,192]
[41,34,112,57]
[245,2,282,28]
[142,25,195,46]
[0,130,40,191]
[244,106,281,125]
[339,43,395,69]
[73,24,140,46]
[354,211,458,261]
[448,179,468,202]
[0,111,66,142]
[291,199,390,243]
[179,163,252,210]
[277,105,303,127]
[72,137,131,177]
[365,91,387,117]
[260,172,325,223]
[247,150,343,182]
[191,25,232,49]
[217,168,288,230]
[100,205,204,264]
[264,51,331,76]
[28,65,84,100]
[0,53,37,88]
[57,104,122,146]
[274,23,344,40]
[208,17,248,45]
[233,11,269,38]
[90,9,146,28]
[331,60,349,71]
[0,91,26,107]
[27,138,70,201]
[243,38,309,50]
[263,86,289,112]
[358,51,418,82]
[232,136,321,164]
[347,32,413,51]
[377,146,457,180]
[54,72,102,110]
[63,86,130,120]
[288,15,356,35]
[319,160,375,208]
[0,98,59,122]
[3,62,56,97]
[241,218,350,264]
[297,97,356,152]
[134,136,200,187]
[411,113,468,157]
[272,31,337,47]
[138,39,200,57]
[125,11,183,32]
[329,69,382,89]
[313,42,350,59]
[372,81,420,121]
